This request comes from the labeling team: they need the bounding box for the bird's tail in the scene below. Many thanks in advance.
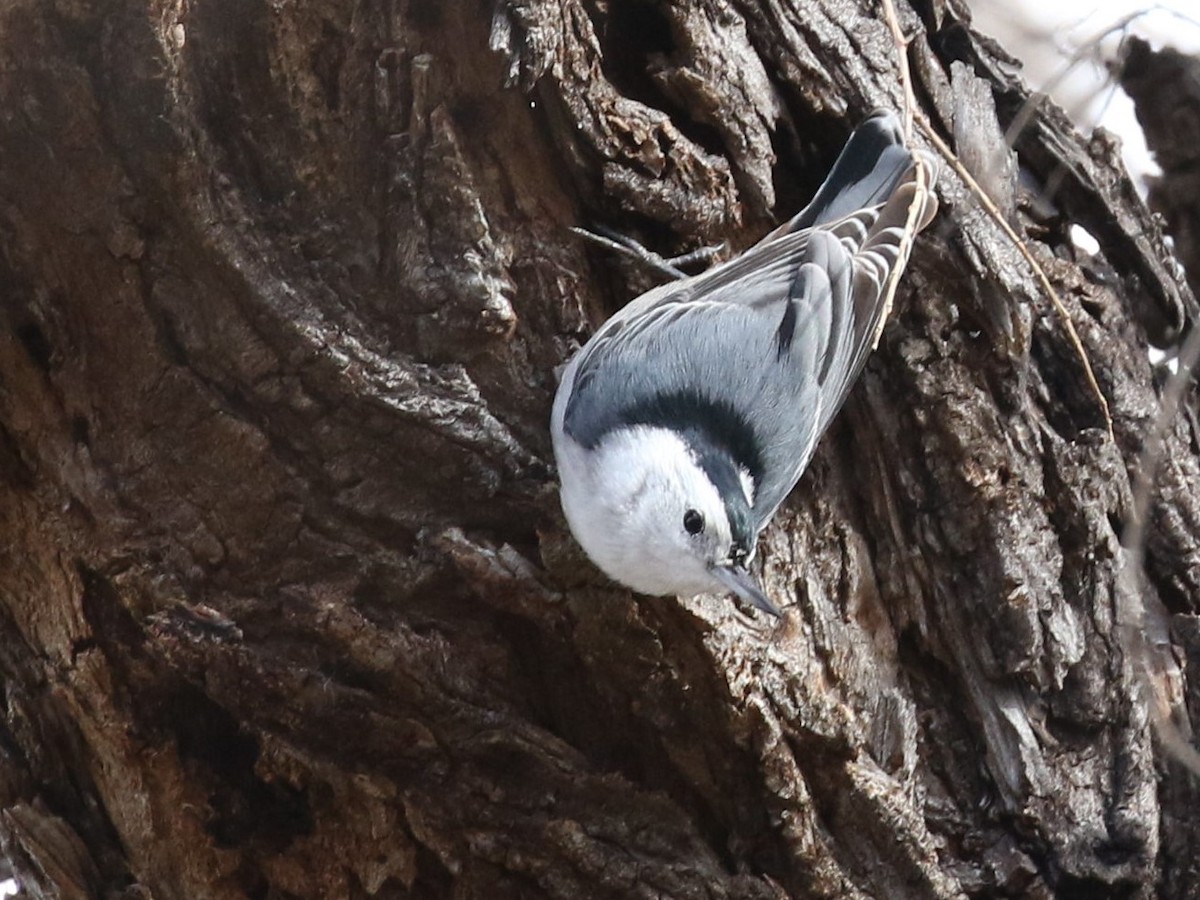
[786,110,936,232]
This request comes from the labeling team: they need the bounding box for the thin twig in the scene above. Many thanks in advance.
[881,0,1111,437]
[995,4,1200,773]
[872,159,934,351]
[880,0,916,141]
[884,0,1200,780]
[875,0,928,345]
[915,118,1115,441]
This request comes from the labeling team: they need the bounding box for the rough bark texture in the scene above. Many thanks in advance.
[1121,37,1200,329]
[1,1,1198,898]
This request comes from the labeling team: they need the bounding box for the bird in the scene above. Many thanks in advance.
[550,110,939,617]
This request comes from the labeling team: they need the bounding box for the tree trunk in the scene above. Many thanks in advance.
[1,1,1197,897]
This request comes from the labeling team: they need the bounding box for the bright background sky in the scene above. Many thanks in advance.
[970,0,1200,187]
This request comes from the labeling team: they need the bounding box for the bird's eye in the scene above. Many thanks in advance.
[683,509,705,535]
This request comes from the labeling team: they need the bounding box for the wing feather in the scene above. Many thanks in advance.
[556,118,939,531]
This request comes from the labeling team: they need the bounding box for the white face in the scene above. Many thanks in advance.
[559,427,738,597]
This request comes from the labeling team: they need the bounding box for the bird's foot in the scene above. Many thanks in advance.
[571,225,724,282]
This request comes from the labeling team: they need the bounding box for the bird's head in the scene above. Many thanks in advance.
[559,426,779,616]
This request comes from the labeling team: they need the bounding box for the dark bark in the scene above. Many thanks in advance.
[1120,37,1200,340]
[0,1,1197,898]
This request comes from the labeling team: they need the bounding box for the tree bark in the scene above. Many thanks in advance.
[1120,36,1200,325]
[0,1,1197,898]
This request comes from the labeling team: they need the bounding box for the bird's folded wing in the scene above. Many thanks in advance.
[561,166,936,527]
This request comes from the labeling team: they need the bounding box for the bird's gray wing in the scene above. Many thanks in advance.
[561,163,937,529]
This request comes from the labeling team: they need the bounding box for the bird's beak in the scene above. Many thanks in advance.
[711,563,782,618]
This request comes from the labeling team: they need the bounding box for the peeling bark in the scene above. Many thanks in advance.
[0,1,1198,898]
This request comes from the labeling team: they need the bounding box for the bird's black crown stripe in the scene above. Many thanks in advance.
[693,446,755,551]
[602,389,764,486]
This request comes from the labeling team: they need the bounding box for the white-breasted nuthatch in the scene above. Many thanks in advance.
[551,110,939,616]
